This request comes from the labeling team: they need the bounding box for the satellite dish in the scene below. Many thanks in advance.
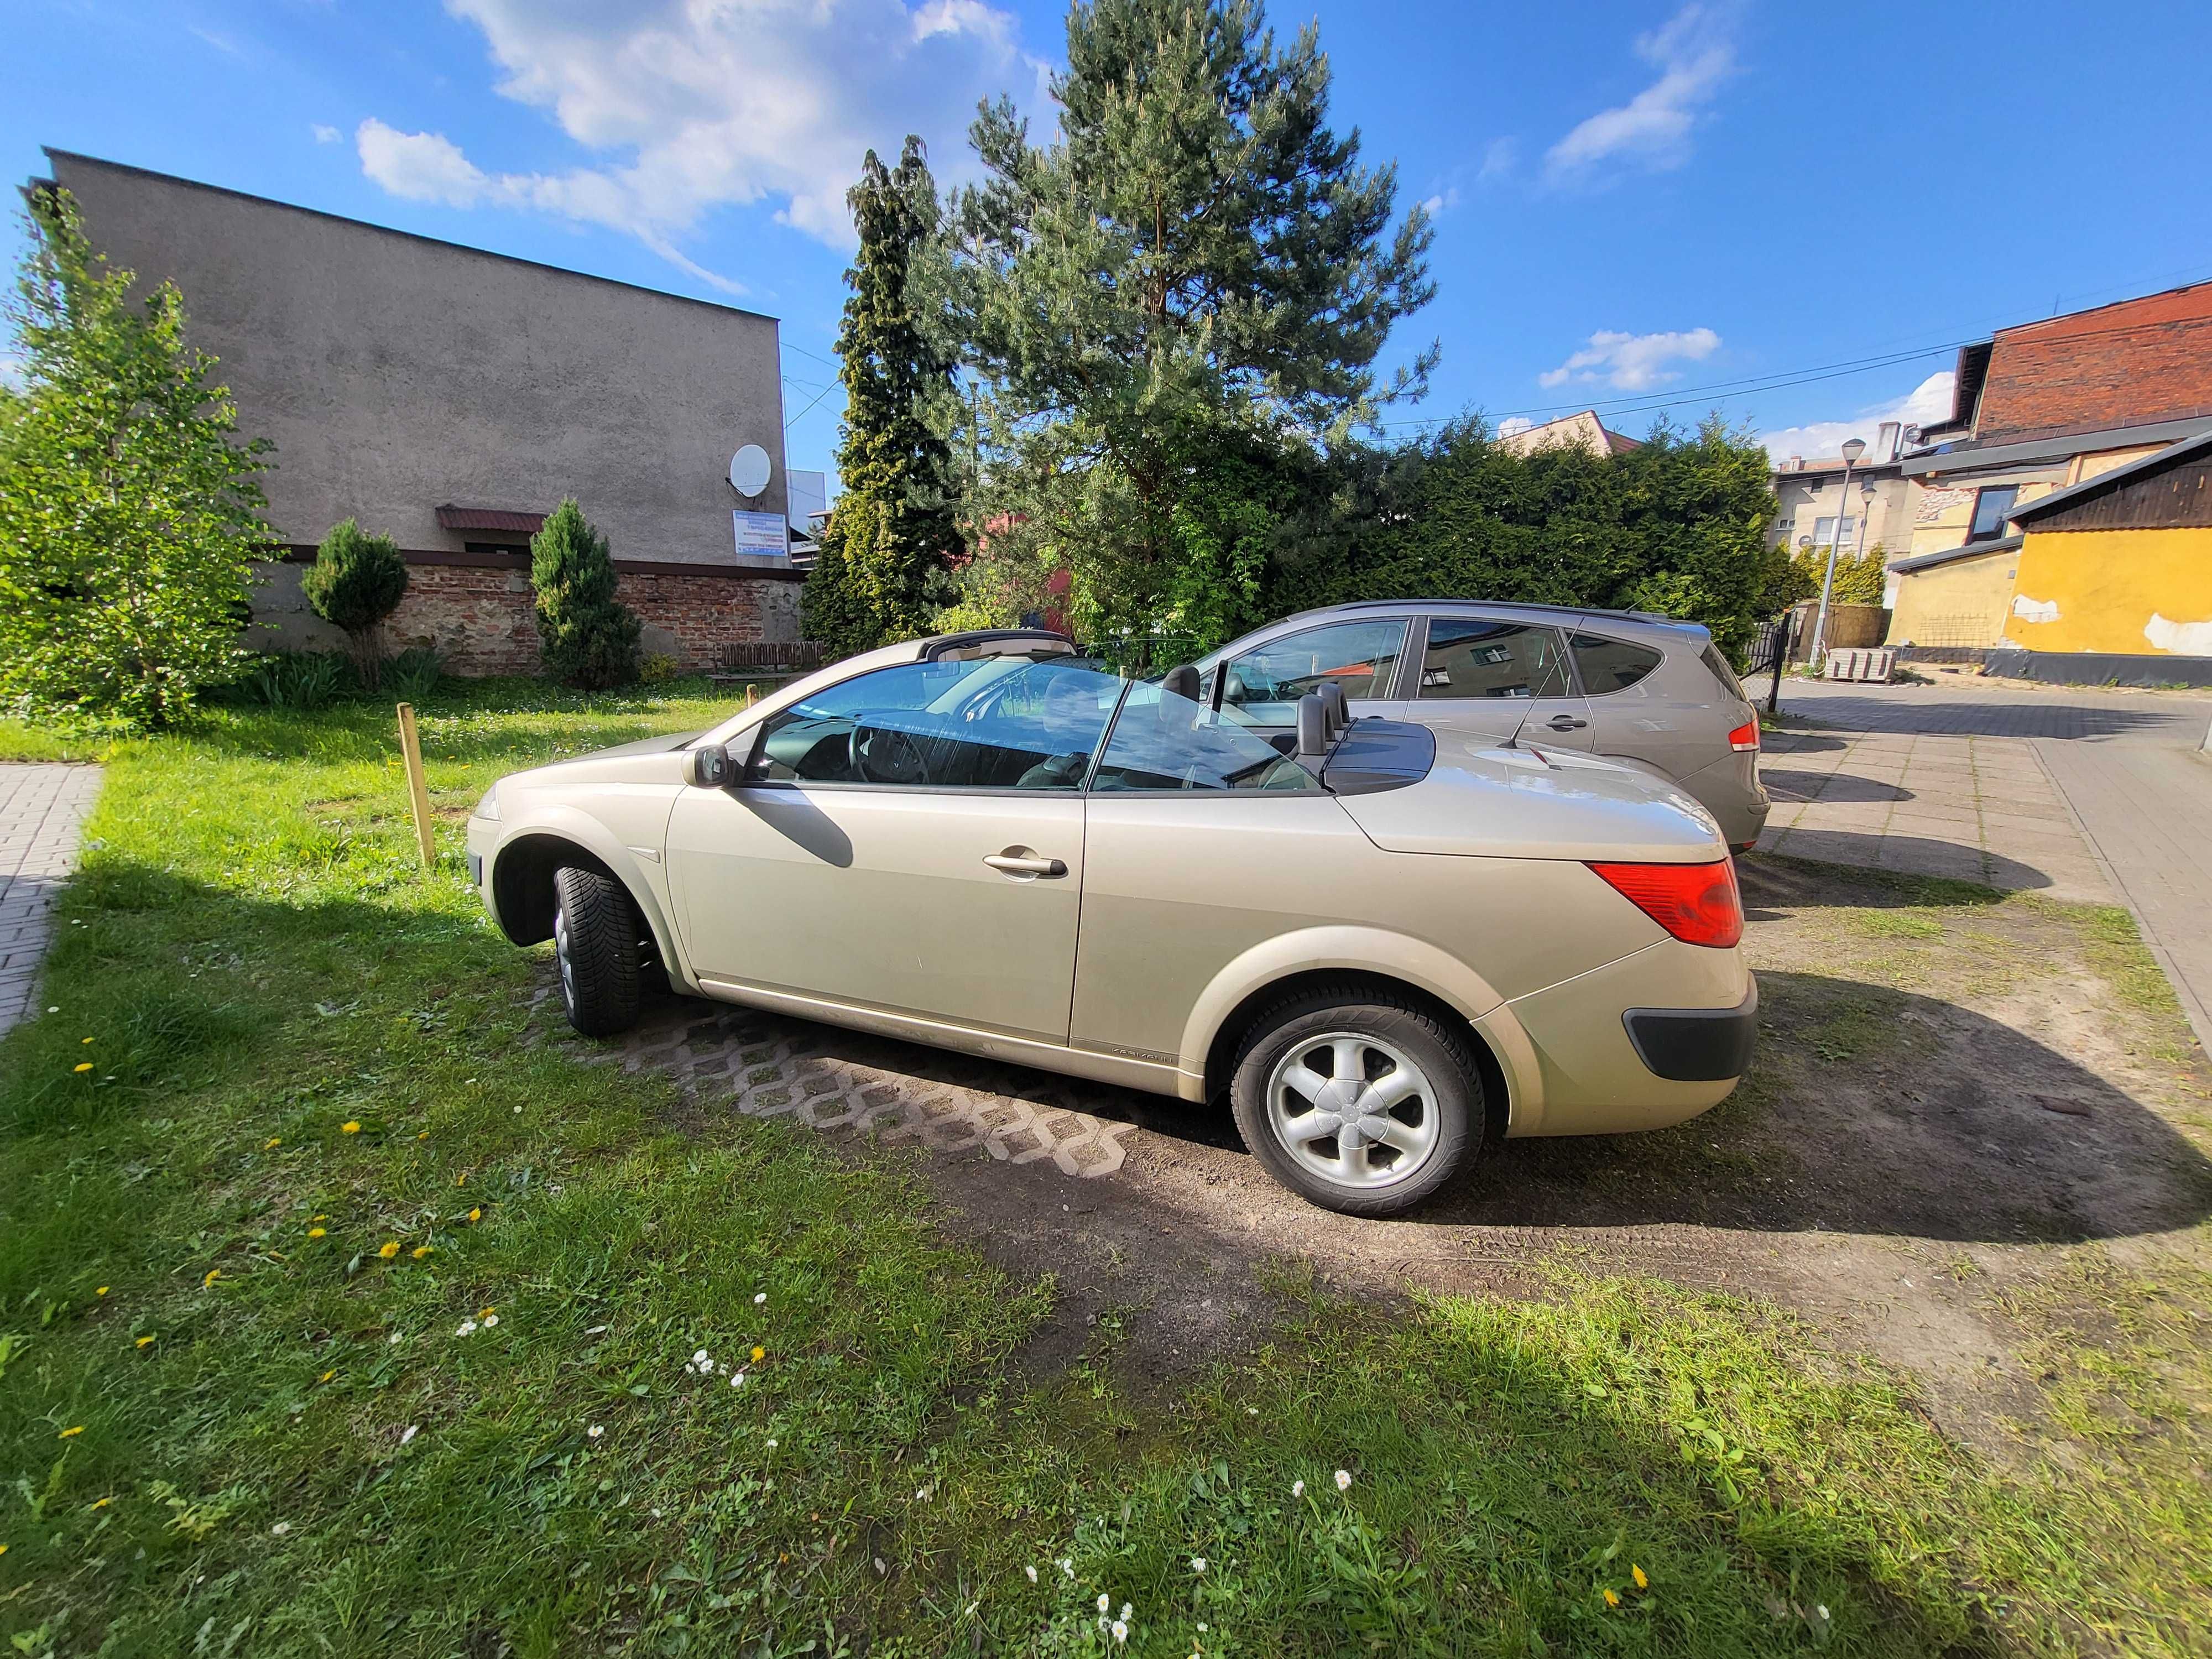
[729,445,772,498]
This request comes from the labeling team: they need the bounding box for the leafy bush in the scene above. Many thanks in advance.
[300,519,408,688]
[1792,541,1889,608]
[638,651,680,685]
[231,651,350,710]
[0,188,270,728]
[530,499,640,690]
[385,645,445,703]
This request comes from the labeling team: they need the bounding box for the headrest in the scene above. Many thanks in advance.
[1161,663,1201,703]
[1317,680,1349,737]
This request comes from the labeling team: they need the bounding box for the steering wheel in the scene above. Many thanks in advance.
[849,722,932,786]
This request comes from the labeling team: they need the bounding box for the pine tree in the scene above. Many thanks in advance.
[801,137,962,657]
[943,0,1436,645]
[0,188,271,727]
[301,518,408,689]
[530,499,640,688]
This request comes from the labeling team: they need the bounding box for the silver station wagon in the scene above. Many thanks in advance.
[1197,601,1771,850]
[467,630,1757,1217]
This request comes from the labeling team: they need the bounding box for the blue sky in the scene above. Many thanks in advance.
[10,0,2212,489]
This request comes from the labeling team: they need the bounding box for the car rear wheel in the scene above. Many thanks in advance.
[552,865,641,1037]
[1229,986,1481,1217]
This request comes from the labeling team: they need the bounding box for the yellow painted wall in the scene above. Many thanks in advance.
[1886,547,2019,647]
[2003,527,2212,655]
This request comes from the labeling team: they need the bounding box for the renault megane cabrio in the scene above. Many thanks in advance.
[467,629,1755,1216]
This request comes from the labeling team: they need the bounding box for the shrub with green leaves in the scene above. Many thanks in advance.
[300,518,408,689]
[0,187,270,728]
[530,499,640,690]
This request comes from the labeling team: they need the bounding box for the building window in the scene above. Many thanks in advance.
[1966,486,2018,542]
[1809,516,1859,549]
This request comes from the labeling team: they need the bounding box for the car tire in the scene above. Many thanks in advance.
[1229,983,1483,1218]
[551,864,641,1038]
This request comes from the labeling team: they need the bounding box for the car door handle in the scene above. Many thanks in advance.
[983,853,1067,878]
[1546,716,1589,730]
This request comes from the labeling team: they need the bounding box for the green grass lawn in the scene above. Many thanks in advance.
[1,682,2206,1656]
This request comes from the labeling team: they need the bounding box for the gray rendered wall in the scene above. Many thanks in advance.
[49,151,786,566]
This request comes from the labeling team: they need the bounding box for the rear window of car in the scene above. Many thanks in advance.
[1569,632,1664,693]
[1699,642,1747,701]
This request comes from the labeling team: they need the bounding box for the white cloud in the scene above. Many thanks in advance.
[1420,186,1460,218]
[1758,370,1957,462]
[1539,327,1720,392]
[356,0,1047,284]
[312,124,341,145]
[1476,138,1517,183]
[1496,415,1535,439]
[1545,2,1739,184]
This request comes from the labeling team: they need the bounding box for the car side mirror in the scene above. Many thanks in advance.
[688,743,740,788]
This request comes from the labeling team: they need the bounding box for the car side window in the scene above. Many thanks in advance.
[1091,680,1317,792]
[1417,620,1571,700]
[1570,631,1665,694]
[1218,620,1407,726]
[745,657,1123,789]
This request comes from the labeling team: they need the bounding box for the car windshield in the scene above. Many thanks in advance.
[1092,681,1316,792]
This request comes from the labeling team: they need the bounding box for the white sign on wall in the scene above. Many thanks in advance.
[733,509,787,560]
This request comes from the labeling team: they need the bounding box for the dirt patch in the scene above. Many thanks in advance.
[573,854,2212,1457]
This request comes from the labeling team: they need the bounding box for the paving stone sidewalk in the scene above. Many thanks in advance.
[0,765,103,1040]
[1756,727,2114,902]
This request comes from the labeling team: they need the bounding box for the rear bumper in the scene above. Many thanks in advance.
[1623,979,1759,1082]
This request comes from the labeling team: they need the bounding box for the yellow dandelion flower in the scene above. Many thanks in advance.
[377,1240,400,1260]
[341,1121,361,1134]
[74,1062,93,1073]
[96,1286,108,1296]
[417,1130,429,1141]
[1632,1564,1647,1590]
[466,1207,482,1224]
[478,1307,495,1319]
[135,1335,155,1348]
[456,1172,468,1187]
[0,1543,8,1557]
[752,1345,766,1364]
[311,1213,327,1221]
[411,1245,432,1260]
[307,1227,326,1239]
[90,1497,111,1510]
[319,1369,336,1383]
[202,1269,222,1287]
[82,1036,93,1044]
[1603,1588,1620,1609]
[59,1426,84,1439]
[264,1137,281,1149]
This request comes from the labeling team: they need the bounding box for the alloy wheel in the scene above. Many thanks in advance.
[1265,1031,1441,1191]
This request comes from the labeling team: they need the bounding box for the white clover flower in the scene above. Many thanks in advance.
[455,1320,477,1338]
[754,1292,768,1305]
[387,1331,403,1345]
[1334,1469,1352,1491]
[399,1425,419,1446]
[1060,1557,1074,1578]
[270,1521,291,1537]
[1024,1564,1038,1583]
[1097,1594,1110,1614]
[587,1424,604,1439]
[1197,1624,1208,1633]
[1111,1620,1128,1644]
[765,1438,778,1450]
[1291,1479,1305,1498]
[1120,1603,1132,1622]
[1191,1557,1206,1573]
[729,1371,747,1389]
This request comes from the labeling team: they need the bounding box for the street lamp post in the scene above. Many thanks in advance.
[1809,436,1866,671]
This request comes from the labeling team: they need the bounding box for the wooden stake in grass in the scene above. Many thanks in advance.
[396,702,437,870]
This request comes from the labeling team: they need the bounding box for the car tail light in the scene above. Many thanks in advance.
[1727,719,1760,752]
[1587,859,1744,948]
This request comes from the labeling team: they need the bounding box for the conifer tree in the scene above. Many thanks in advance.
[530,499,640,688]
[301,517,408,688]
[943,0,1436,645]
[802,137,962,656]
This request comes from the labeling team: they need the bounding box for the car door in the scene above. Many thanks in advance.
[1212,617,1415,732]
[1406,614,1594,749]
[1567,628,1709,783]
[665,655,1123,1044]
[1072,675,1369,1067]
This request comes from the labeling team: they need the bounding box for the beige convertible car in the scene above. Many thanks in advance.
[467,629,1755,1216]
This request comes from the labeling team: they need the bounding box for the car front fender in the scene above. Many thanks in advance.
[482,801,691,991]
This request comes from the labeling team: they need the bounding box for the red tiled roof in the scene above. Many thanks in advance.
[435,504,545,534]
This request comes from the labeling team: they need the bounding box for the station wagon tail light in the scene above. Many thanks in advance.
[1727,719,1760,752]
[1586,859,1743,948]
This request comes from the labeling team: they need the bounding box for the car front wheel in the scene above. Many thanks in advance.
[552,864,642,1037]
[1229,985,1482,1217]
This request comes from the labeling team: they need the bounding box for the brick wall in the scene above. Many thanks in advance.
[1977,284,2212,442]
[361,556,804,677]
